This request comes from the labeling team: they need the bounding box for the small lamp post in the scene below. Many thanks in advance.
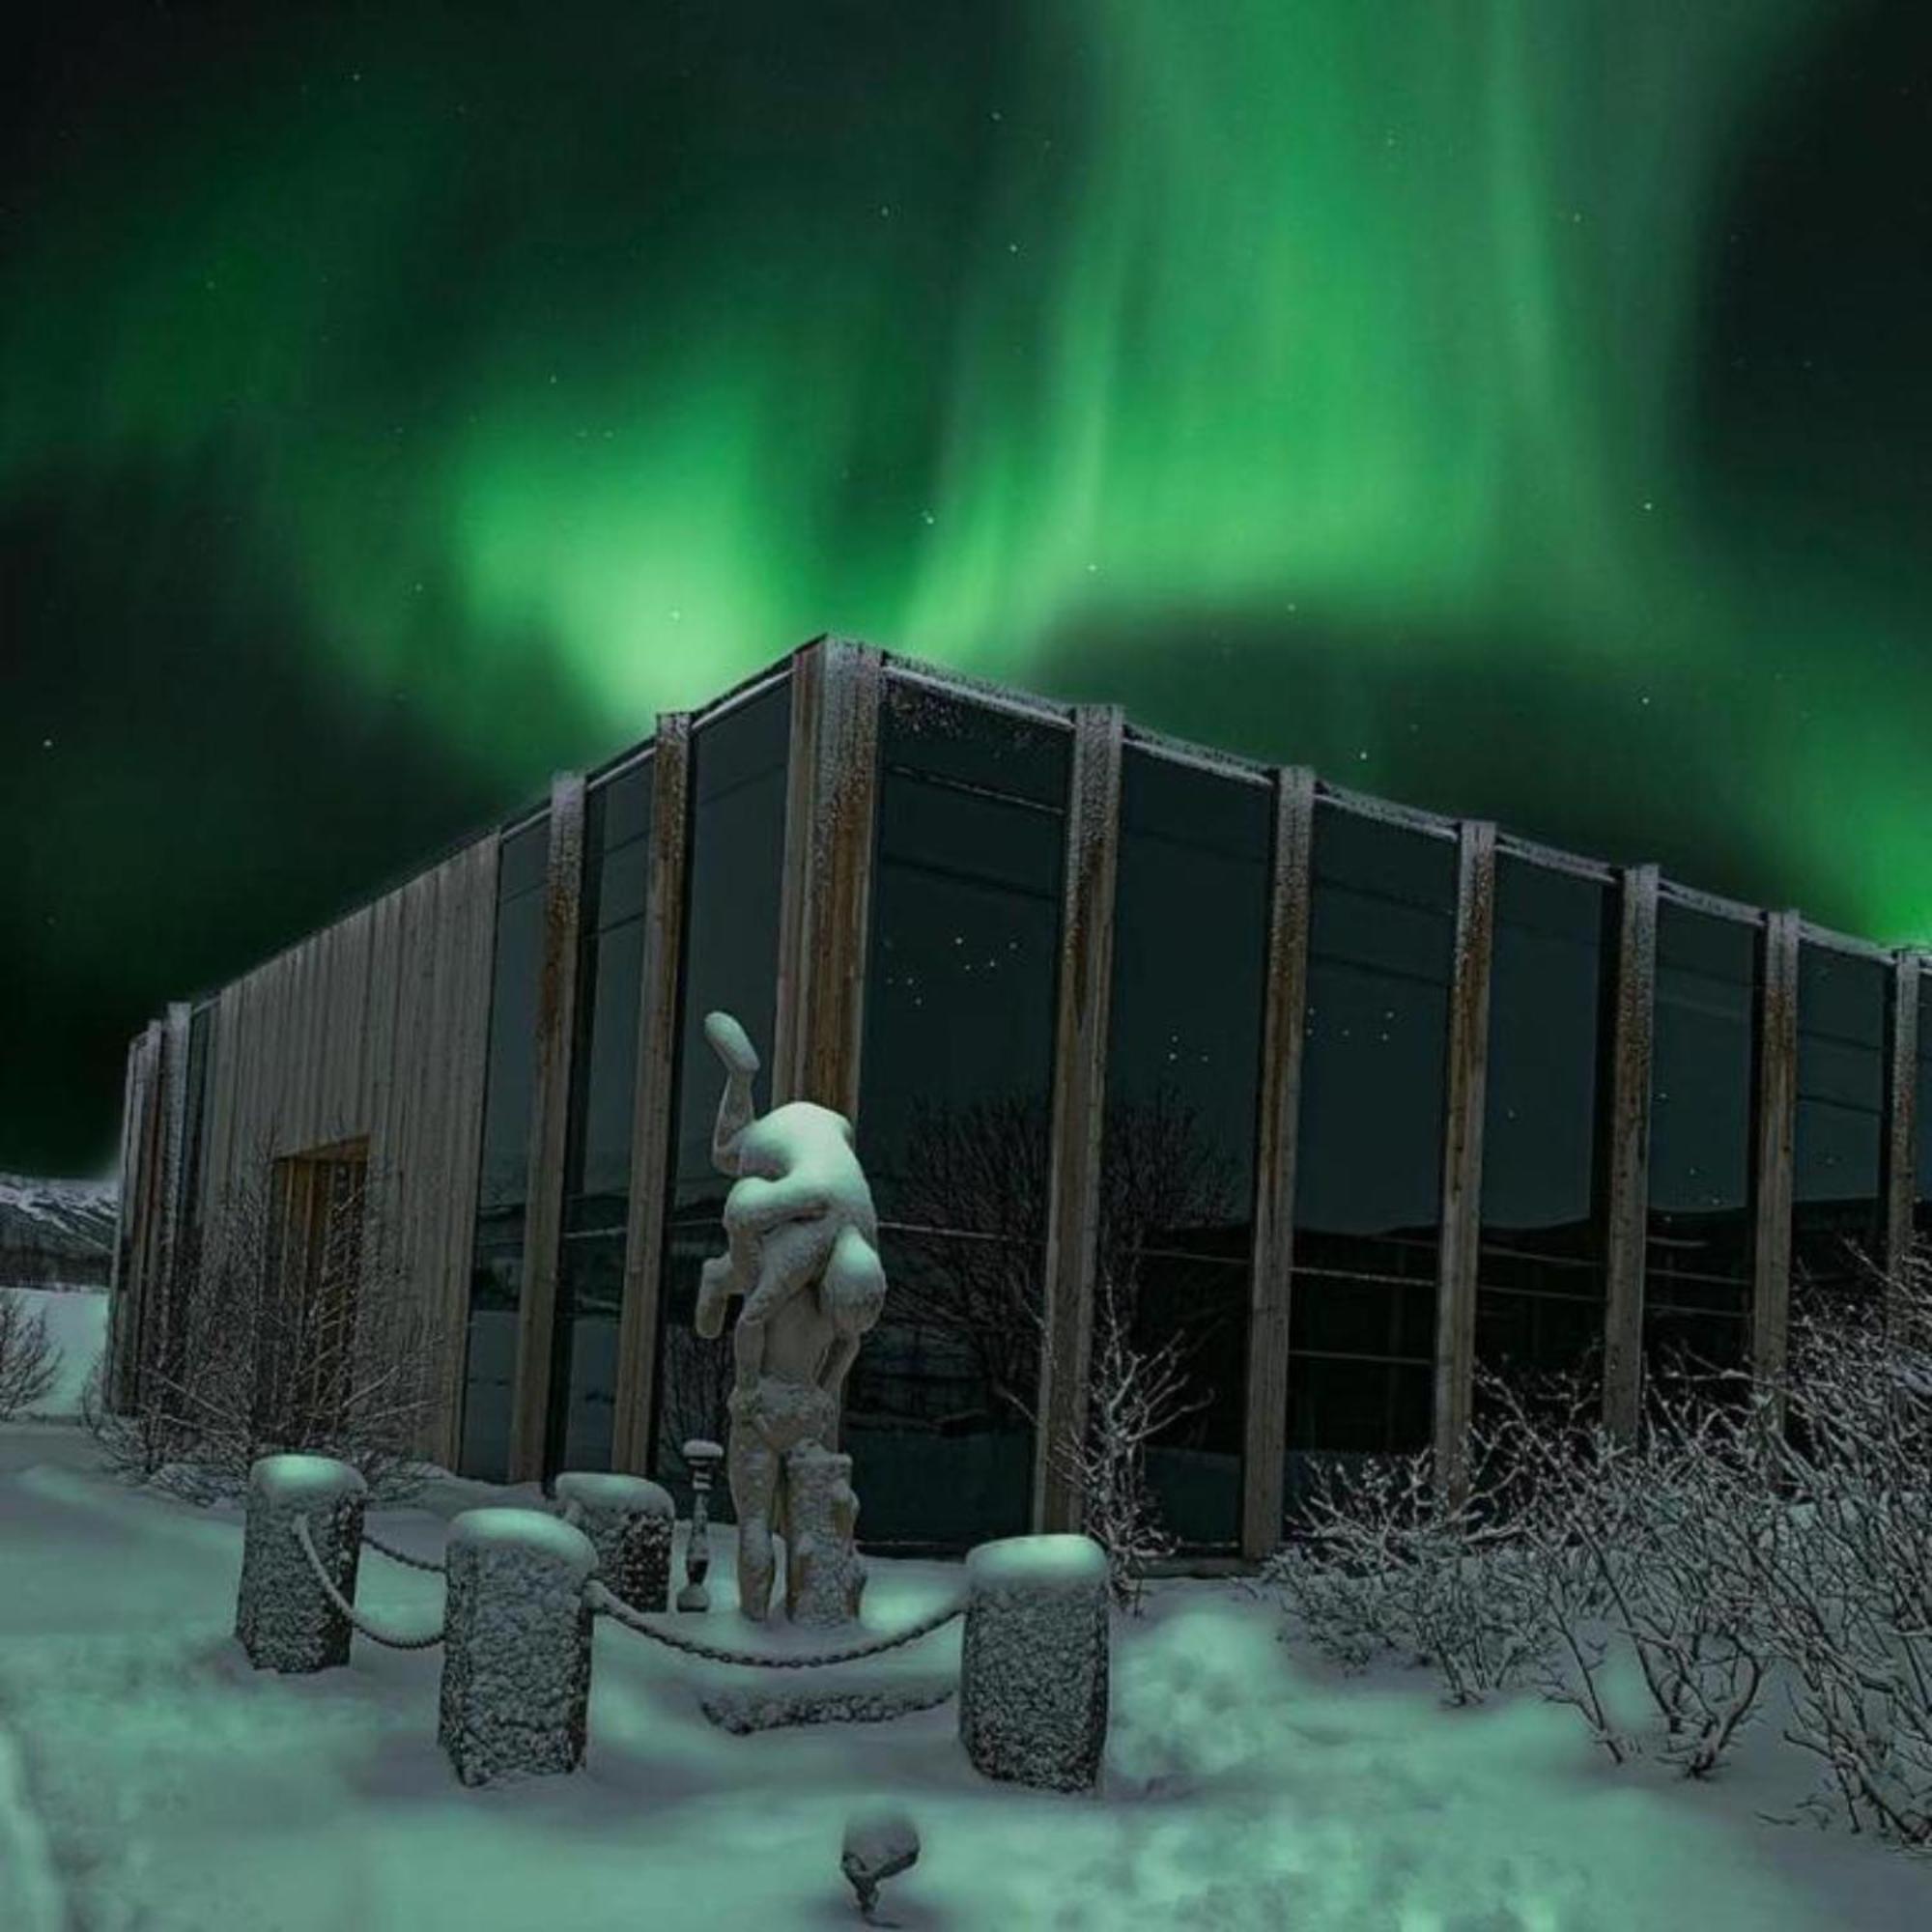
[678,1437,725,1612]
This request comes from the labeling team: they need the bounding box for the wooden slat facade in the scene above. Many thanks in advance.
[1433,821,1497,1500]
[1239,766,1316,1558]
[611,716,693,1476]
[1033,704,1125,1533]
[129,834,502,1458]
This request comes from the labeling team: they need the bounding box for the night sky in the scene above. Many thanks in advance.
[3,1,1927,1175]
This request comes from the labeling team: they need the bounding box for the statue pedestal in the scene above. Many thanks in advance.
[782,1441,867,1629]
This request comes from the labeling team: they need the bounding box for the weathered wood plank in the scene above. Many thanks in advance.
[771,639,822,1105]
[509,775,588,1485]
[613,717,691,1476]
[1433,822,1497,1504]
[1240,767,1316,1559]
[1033,704,1124,1534]
[1603,864,1659,1441]
[1752,909,1801,1407]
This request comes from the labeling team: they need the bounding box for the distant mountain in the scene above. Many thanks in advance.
[0,1174,118,1291]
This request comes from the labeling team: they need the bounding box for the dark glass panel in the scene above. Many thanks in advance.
[842,1226,1042,1548]
[832,681,1070,1548]
[668,682,792,1212]
[1792,943,1887,1309]
[497,815,551,902]
[1100,750,1269,1548]
[459,810,551,1481]
[1643,902,1756,1386]
[1475,859,1610,1391]
[544,760,653,1479]
[1287,804,1455,1477]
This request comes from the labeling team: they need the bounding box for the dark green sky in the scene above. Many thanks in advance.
[3,0,1927,1174]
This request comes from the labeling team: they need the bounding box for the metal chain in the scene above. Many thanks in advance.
[584,1579,964,1667]
[291,1515,445,1652]
[360,1528,447,1576]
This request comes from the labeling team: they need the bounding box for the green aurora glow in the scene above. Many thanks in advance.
[3,1,1930,1164]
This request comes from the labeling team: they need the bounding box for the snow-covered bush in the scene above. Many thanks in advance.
[88,1151,446,1505]
[0,1285,62,1417]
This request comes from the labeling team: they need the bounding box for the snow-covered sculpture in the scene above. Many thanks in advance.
[695,1010,887,1625]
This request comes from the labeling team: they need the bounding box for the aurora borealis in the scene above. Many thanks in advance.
[3,0,1927,1172]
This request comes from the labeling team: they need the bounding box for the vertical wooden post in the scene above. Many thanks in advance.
[1751,910,1802,1407]
[1033,706,1125,1534]
[1433,823,1497,1502]
[611,718,693,1476]
[1602,864,1659,1441]
[1883,952,1921,1311]
[1239,767,1316,1559]
[508,775,587,1485]
[150,1002,194,1394]
[771,639,884,1121]
[106,1028,157,1413]
[126,1021,172,1412]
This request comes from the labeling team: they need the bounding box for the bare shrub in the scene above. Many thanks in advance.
[1264,1441,1546,1704]
[887,1086,1236,1611]
[1739,1246,1932,1843]
[92,1148,448,1506]
[0,1288,63,1418]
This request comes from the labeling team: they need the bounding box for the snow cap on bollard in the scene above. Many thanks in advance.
[958,1534,1110,1793]
[439,1508,599,1788]
[554,1471,676,1613]
[841,1807,921,1920]
[236,1455,368,1674]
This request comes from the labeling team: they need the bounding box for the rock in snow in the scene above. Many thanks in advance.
[840,1807,920,1918]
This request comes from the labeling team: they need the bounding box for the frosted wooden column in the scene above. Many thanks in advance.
[1033,706,1124,1534]
[611,716,692,1476]
[509,775,587,1485]
[1239,767,1315,1559]
[1433,822,1496,1503]
[1602,865,1659,1441]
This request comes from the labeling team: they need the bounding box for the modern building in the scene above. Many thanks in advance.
[108,639,1932,1556]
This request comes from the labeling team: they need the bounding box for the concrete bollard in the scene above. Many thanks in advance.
[958,1534,1110,1792]
[438,1508,598,1788]
[236,1455,368,1673]
[554,1471,675,1613]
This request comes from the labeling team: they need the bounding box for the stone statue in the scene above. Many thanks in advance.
[695,1010,887,1626]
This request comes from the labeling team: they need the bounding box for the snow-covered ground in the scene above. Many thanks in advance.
[1,1422,1927,1929]
[4,1287,108,1416]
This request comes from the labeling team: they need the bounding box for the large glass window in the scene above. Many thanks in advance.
[1099,749,1269,1550]
[1287,804,1456,1499]
[1475,860,1611,1397]
[1643,901,1757,1390]
[650,680,793,1497]
[1792,942,1888,1316]
[544,755,653,1482]
[844,679,1069,1549]
[459,812,550,1480]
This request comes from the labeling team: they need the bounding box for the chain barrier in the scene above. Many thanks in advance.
[360,1528,448,1576]
[584,1579,965,1668]
[291,1515,445,1652]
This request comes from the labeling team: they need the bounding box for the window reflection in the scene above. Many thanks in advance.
[649,681,792,1495]
[1644,902,1756,1391]
[1099,749,1269,1549]
[844,679,1068,1548]
[1475,859,1611,1399]
[1791,942,1888,1317]
[460,812,551,1481]
[1287,803,1455,1500]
